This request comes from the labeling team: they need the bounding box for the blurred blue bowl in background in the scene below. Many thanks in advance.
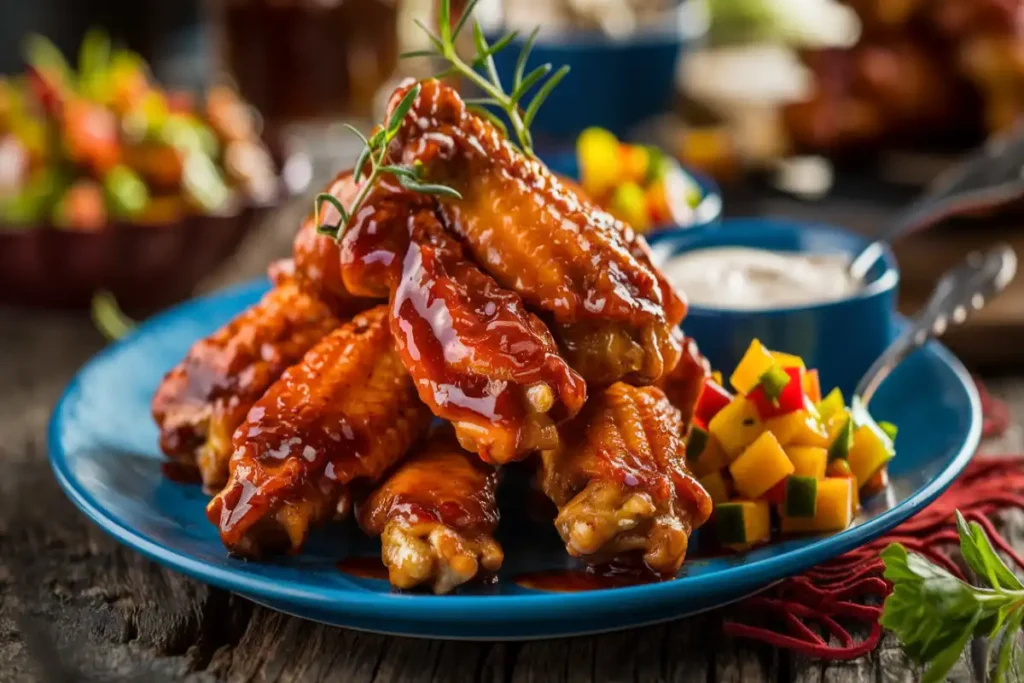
[648,218,901,395]
[488,22,695,139]
[542,150,722,230]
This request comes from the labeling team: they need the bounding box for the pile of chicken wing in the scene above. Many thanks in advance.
[152,80,713,594]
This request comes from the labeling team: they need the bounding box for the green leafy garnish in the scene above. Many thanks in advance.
[881,511,1024,683]
[313,84,462,239]
[402,0,568,156]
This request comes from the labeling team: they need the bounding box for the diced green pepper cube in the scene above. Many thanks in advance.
[757,363,791,402]
[879,421,898,442]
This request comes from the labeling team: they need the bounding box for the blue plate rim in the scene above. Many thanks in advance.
[48,278,982,624]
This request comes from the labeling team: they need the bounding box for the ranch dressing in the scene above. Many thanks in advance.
[661,246,860,310]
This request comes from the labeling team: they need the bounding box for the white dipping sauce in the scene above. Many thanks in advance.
[661,246,861,310]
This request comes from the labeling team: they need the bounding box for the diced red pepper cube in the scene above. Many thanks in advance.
[694,379,733,424]
[762,477,788,505]
[749,367,805,420]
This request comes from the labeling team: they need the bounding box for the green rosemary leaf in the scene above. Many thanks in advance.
[486,31,520,60]
[514,27,540,90]
[413,19,445,53]
[511,63,551,104]
[398,174,462,199]
[353,146,372,182]
[91,291,136,342]
[439,0,451,43]
[450,0,481,41]
[400,49,437,60]
[522,65,569,128]
[466,104,508,137]
[314,193,347,231]
[473,22,503,91]
[316,222,341,239]
[342,123,370,148]
[378,165,419,179]
[388,83,421,134]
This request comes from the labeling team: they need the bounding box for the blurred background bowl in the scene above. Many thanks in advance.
[542,149,723,230]
[0,202,271,313]
[648,217,900,394]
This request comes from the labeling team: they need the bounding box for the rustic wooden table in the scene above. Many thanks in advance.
[3,203,1022,683]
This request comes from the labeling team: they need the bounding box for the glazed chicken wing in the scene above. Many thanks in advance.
[386,79,686,385]
[291,170,379,315]
[151,281,340,491]
[326,174,587,463]
[358,426,503,594]
[656,334,711,426]
[206,306,431,557]
[538,383,712,574]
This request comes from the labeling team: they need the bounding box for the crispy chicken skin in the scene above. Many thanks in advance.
[151,281,340,492]
[385,79,686,385]
[538,383,712,574]
[656,335,711,426]
[329,174,587,463]
[358,427,503,593]
[206,306,431,557]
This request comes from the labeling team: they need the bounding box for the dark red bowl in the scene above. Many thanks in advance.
[0,206,266,313]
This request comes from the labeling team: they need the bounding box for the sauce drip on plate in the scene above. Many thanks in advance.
[337,556,390,580]
[515,567,665,592]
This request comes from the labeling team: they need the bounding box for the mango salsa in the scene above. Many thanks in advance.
[729,339,776,394]
[708,395,764,458]
[729,431,794,499]
[764,410,829,448]
[847,423,895,487]
[770,350,805,370]
[780,477,855,533]
[690,434,730,478]
[786,446,828,479]
[699,470,731,505]
[716,500,771,547]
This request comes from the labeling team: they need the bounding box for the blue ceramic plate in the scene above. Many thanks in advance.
[50,279,981,639]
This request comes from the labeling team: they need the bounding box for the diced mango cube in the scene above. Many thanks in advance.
[848,423,895,487]
[691,435,729,478]
[730,339,776,394]
[729,431,795,499]
[780,477,855,533]
[770,350,806,370]
[803,369,822,404]
[716,500,771,547]
[698,470,731,505]
[708,396,764,458]
[765,410,829,448]
[786,446,828,479]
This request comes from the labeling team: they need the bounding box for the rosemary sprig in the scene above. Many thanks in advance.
[400,0,569,156]
[881,511,1024,683]
[313,83,461,239]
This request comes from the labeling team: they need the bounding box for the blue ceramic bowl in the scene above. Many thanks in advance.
[489,25,691,138]
[542,150,722,230]
[648,218,900,395]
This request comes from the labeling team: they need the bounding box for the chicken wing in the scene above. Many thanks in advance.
[537,383,712,574]
[326,174,587,463]
[151,281,340,491]
[206,306,431,557]
[656,334,711,426]
[291,170,379,314]
[358,426,503,593]
[386,79,686,385]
